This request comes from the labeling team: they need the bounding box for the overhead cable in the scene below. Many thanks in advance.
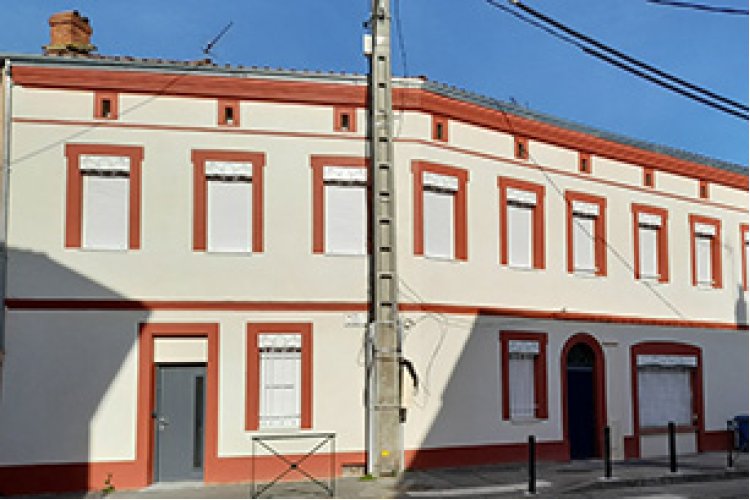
[647,0,749,15]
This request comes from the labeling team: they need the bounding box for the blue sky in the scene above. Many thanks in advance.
[2,0,747,166]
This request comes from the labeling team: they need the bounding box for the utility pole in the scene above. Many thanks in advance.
[366,0,402,477]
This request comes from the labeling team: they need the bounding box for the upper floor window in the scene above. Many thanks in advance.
[432,115,448,142]
[310,156,368,255]
[566,192,607,276]
[217,100,240,127]
[498,178,545,270]
[94,92,118,120]
[632,204,669,283]
[643,167,655,188]
[578,152,592,174]
[412,161,468,261]
[334,106,357,132]
[689,215,722,289]
[191,150,266,253]
[64,144,143,250]
[514,136,529,160]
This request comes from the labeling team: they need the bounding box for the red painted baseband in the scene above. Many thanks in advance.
[404,440,568,469]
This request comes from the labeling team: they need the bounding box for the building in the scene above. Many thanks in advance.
[0,10,747,495]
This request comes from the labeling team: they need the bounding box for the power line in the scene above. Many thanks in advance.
[484,0,748,120]
[647,0,749,15]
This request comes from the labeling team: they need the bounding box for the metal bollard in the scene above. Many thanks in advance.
[603,426,612,479]
[528,435,536,494]
[668,421,677,473]
[727,420,734,469]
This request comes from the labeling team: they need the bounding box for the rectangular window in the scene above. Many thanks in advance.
[432,115,448,142]
[206,162,253,252]
[80,155,130,250]
[217,99,240,127]
[567,193,606,276]
[94,92,119,120]
[632,204,668,282]
[258,334,302,429]
[507,192,534,268]
[637,355,697,428]
[323,166,366,255]
[501,332,548,421]
[689,215,721,288]
[334,106,357,132]
[514,136,529,160]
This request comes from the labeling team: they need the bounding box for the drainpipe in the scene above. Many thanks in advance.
[0,58,11,379]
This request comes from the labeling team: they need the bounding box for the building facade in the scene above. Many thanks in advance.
[0,12,747,495]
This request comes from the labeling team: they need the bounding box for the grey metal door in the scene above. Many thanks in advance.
[154,364,206,482]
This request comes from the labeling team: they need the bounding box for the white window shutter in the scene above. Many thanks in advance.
[638,367,692,427]
[82,175,129,250]
[509,354,535,419]
[639,226,658,279]
[207,179,252,252]
[508,203,533,268]
[573,215,596,273]
[424,190,454,259]
[259,334,302,429]
[325,184,366,255]
[695,235,712,285]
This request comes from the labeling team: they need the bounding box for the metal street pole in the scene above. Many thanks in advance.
[367,0,402,477]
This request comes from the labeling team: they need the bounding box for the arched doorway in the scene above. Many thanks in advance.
[561,334,607,460]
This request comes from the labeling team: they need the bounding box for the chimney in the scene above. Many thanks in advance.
[43,10,96,56]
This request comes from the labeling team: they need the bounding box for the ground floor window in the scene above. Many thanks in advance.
[636,353,698,428]
[500,331,548,420]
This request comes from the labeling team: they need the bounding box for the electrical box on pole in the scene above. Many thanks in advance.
[366,0,402,477]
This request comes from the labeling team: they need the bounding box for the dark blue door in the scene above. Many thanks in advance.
[568,366,595,459]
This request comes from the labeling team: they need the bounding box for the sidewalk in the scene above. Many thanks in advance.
[101,452,747,499]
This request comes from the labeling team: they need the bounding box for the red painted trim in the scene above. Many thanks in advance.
[191,150,267,253]
[333,106,357,132]
[702,429,734,452]
[631,204,670,283]
[629,341,704,459]
[741,224,749,291]
[217,99,240,127]
[138,322,220,485]
[498,177,546,269]
[432,115,448,142]
[699,180,710,199]
[643,167,655,188]
[245,323,313,431]
[64,144,144,249]
[404,440,567,470]
[579,152,592,174]
[411,161,469,260]
[565,191,607,276]
[560,333,607,459]
[499,331,548,420]
[624,435,638,459]
[94,91,118,120]
[309,155,369,254]
[12,66,748,189]
[514,136,529,160]
[4,298,746,330]
[689,214,723,289]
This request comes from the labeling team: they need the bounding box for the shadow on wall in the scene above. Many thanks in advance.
[400,313,568,473]
[735,285,747,327]
[0,248,150,497]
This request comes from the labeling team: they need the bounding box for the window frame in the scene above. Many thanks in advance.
[310,155,370,255]
[191,150,266,253]
[578,152,592,174]
[94,91,119,120]
[432,115,448,142]
[631,204,669,283]
[643,167,655,188]
[514,136,529,160]
[334,106,357,132]
[412,161,469,261]
[689,214,722,289]
[245,323,313,432]
[217,99,240,127]
[64,143,143,250]
[500,331,548,421]
[565,191,607,276]
[498,177,545,269]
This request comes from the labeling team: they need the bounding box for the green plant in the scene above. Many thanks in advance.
[102,473,115,496]
[359,473,375,481]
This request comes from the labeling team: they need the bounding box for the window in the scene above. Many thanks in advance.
[311,156,368,255]
[699,180,709,199]
[742,224,749,291]
[500,332,548,421]
[217,100,240,127]
[498,178,545,269]
[334,106,357,132]
[514,136,529,160]
[631,342,703,438]
[94,92,118,120]
[432,115,448,142]
[643,167,654,188]
[579,152,591,174]
[689,215,722,288]
[412,161,468,260]
[192,150,266,253]
[631,204,668,282]
[64,144,143,250]
[566,192,606,276]
[246,323,312,431]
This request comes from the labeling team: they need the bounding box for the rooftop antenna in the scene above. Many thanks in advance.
[202,21,234,59]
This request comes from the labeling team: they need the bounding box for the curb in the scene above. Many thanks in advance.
[560,469,749,494]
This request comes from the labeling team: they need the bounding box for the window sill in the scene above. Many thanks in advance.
[694,283,718,291]
[638,277,665,285]
[203,250,253,255]
[76,247,130,253]
[507,417,543,424]
[571,270,601,279]
[640,425,696,435]
[422,254,458,262]
[323,251,366,258]
[507,265,539,272]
